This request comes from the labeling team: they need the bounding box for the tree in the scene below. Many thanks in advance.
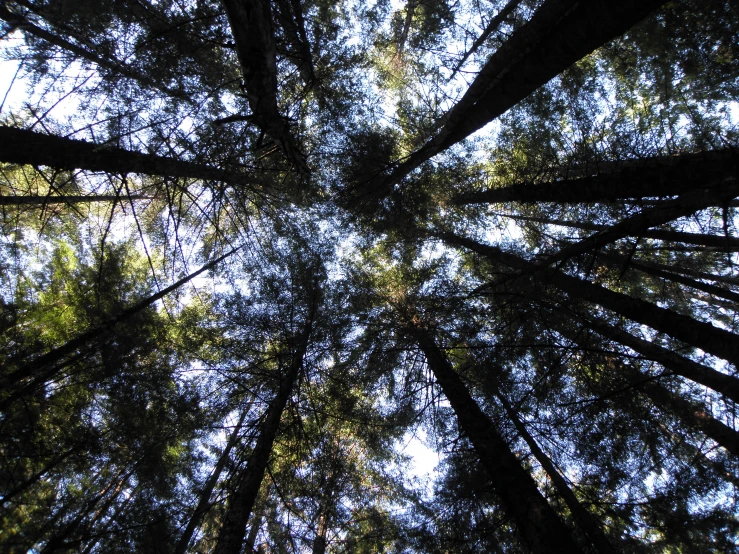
[2,0,739,551]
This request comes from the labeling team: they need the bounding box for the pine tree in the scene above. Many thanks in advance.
[2,0,739,551]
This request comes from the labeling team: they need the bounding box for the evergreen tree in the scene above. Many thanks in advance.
[2,0,739,551]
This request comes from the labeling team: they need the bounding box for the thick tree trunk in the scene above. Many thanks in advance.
[453,148,739,205]
[368,0,668,199]
[450,0,524,78]
[0,126,256,186]
[0,247,242,401]
[403,319,584,554]
[175,406,251,554]
[220,0,309,174]
[214,283,320,554]
[437,231,739,367]
[0,5,183,98]
[495,391,617,553]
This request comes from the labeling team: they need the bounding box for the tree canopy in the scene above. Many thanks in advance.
[1,0,739,552]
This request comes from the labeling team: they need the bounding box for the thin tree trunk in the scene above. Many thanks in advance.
[562,324,739,457]
[396,0,417,54]
[599,253,739,305]
[0,126,256,186]
[175,406,251,554]
[603,255,739,288]
[0,247,242,400]
[273,0,316,85]
[367,0,668,201]
[453,148,739,205]
[244,497,266,553]
[437,231,739,367]
[449,0,525,79]
[0,194,152,206]
[564,310,739,404]
[311,442,342,554]
[637,375,739,456]
[402,319,584,554]
[531,179,739,271]
[220,0,309,174]
[0,5,183,98]
[214,282,321,554]
[494,212,739,252]
[0,445,78,506]
[40,468,131,553]
[495,391,617,553]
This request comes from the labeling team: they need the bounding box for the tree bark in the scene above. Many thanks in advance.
[0,247,242,401]
[220,0,309,174]
[0,194,152,206]
[493,212,739,252]
[213,282,321,554]
[562,324,739,457]
[530,178,739,271]
[453,148,739,205]
[495,391,617,553]
[402,319,584,554]
[0,126,256,186]
[396,0,417,54]
[175,406,251,554]
[368,0,668,200]
[450,0,525,78]
[598,253,739,305]
[566,311,739,404]
[437,231,739,367]
[273,0,316,86]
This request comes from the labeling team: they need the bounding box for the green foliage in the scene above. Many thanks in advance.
[2,0,739,552]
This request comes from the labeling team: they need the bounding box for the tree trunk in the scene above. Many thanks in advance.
[273,0,316,86]
[402,318,584,554]
[175,406,251,554]
[0,126,256,186]
[636,375,739,457]
[495,391,617,553]
[564,310,739,404]
[244,497,266,553]
[562,323,739,457]
[599,253,739,305]
[396,0,417,54]
[40,468,131,553]
[601,255,739,288]
[531,178,739,271]
[220,0,309,174]
[0,195,152,206]
[449,0,525,78]
[369,0,668,199]
[493,212,739,252]
[213,282,321,554]
[453,148,739,205]
[0,247,242,401]
[437,231,739,367]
